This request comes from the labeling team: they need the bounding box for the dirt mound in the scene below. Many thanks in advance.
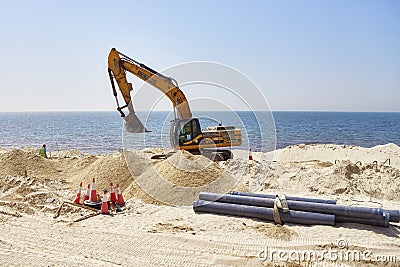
[0,149,60,179]
[0,149,158,204]
[67,153,133,192]
[123,181,162,205]
[303,160,400,199]
[223,157,400,201]
[155,150,224,187]
[221,158,270,191]
[0,148,249,206]
[125,150,247,206]
[0,149,138,191]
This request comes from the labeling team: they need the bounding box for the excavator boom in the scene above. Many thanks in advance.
[108,48,192,126]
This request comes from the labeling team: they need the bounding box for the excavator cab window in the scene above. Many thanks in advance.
[176,118,202,146]
[191,119,201,138]
[180,122,192,143]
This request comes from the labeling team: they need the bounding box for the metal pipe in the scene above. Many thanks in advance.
[385,209,400,223]
[336,212,390,228]
[200,193,384,220]
[230,192,399,223]
[229,191,336,205]
[193,200,335,226]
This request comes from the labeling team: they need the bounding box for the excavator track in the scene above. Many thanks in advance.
[191,149,233,162]
[150,150,232,162]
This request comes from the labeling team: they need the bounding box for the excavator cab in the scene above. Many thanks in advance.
[170,117,237,160]
[171,118,202,148]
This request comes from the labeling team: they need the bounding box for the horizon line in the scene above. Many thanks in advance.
[0,109,399,113]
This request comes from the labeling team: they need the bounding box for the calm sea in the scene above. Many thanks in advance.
[0,111,399,154]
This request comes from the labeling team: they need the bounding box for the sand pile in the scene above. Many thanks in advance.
[155,150,224,187]
[221,158,271,190]
[0,148,241,206]
[0,149,135,191]
[125,150,246,206]
[0,148,230,206]
[67,152,133,192]
[0,149,61,179]
[120,149,161,205]
[221,145,400,200]
[0,149,159,206]
[273,143,400,169]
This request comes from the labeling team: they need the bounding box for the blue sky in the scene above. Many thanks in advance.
[0,0,399,112]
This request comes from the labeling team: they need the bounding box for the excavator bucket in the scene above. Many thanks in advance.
[124,111,150,133]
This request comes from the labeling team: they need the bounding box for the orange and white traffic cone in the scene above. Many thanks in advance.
[90,178,98,202]
[73,182,82,204]
[110,182,117,203]
[83,183,90,201]
[249,148,253,160]
[116,184,125,206]
[101,189,109,215]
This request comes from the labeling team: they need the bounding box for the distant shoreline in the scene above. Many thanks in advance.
[0,110,400,113]
[1,142,399,157]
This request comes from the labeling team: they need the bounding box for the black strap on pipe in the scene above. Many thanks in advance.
[273,195,289,225]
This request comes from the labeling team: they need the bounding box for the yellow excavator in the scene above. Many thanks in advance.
[107,48,241,160]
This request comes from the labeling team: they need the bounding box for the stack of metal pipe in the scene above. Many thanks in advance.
[193,191,400,227]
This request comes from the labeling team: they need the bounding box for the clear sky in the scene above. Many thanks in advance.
[0,0,399,112]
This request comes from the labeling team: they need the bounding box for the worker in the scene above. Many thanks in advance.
[39,144,47,158]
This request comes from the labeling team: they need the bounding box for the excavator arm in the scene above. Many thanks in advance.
[108,48,192,133]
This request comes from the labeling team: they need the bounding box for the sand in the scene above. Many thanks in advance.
[123,149,247,205]
[226,144,400,201]
[0,144,399,266]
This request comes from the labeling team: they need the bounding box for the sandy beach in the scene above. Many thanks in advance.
[0,143,399,266]
[1,0,398,266]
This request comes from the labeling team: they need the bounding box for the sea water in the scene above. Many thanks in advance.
[0,111,398,154]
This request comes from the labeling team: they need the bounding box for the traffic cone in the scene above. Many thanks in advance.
[116,184,125,206]
[249,148,253,160]
[101,189,109,214]
[90,178,98,202]
[110,182,117,203]
[83,183,90,201]
[73,182,82,204]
